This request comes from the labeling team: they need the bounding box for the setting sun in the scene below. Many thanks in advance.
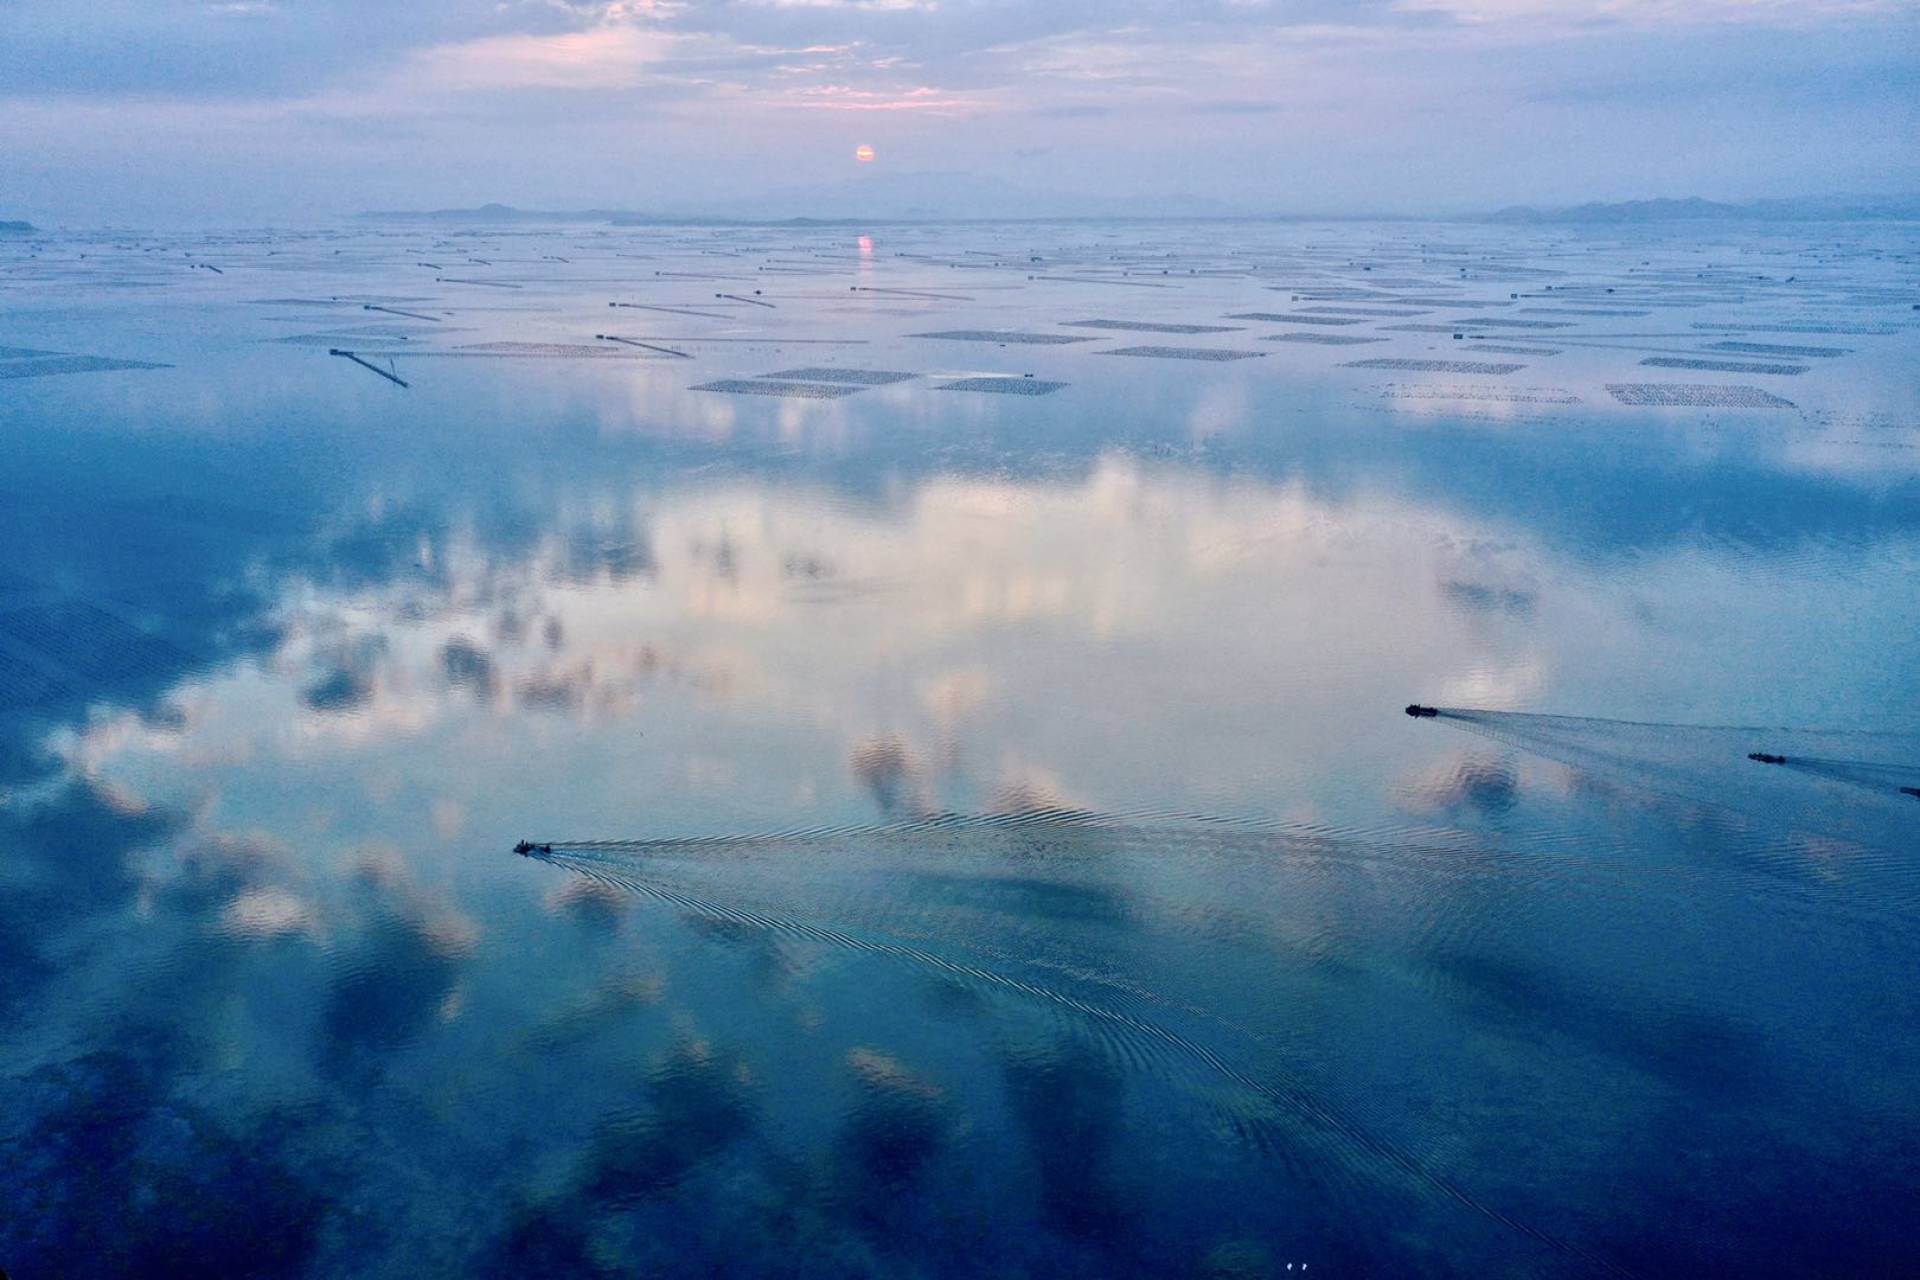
[855,144,875,163]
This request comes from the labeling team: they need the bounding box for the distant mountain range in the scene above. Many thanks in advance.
[1485,195,1920,223]
[0,220,35,233]
[360,202,722,225]
[360,172,1240,225]
[357,186,1920,227]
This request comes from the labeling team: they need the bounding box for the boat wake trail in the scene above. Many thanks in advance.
[1416,708,1917,882]
[533,803,1293,852]
[524,842,1636,1277]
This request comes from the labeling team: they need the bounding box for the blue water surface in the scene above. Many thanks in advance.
[1,220,1916,1278]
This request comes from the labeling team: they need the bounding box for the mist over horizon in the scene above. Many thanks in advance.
[3,1,1916,226]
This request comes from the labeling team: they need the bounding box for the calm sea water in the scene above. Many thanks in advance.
[2,220,1916,1277]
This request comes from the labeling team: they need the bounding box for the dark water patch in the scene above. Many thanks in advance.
[3,779,181,918]
[1001,1035,1131,1241]
[1428,756,1521,815]
[826,1048,954,1235]
[579,1039,759,1207]
[440,635,498,699]
[319,906,469,1075]
[1421,947,1762,1096]
[0,1046,327,1280]
[301,665,373,712]
[480,1206,614,1279]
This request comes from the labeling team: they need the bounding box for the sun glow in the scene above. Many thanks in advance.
[855,144,876,162]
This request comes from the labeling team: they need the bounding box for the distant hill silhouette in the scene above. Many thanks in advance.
[357,189,1920,227]
[1487,195,1920,223]
[359,172,1238,225]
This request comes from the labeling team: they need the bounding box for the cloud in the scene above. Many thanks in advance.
[1392,0,1912,28]
[784,83,992,111]
[2,0,1912,224]
[407,23,688,92]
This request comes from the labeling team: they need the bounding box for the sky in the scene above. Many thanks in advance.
[1,0,1915,223]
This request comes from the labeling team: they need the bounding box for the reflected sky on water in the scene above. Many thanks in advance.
[2,220,1917,1277]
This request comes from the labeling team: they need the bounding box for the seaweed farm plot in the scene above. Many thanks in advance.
[1382,385,1582,405]
[1101,345,1267,361]
[690,365,921,398]
[0,348,171,379]
[1639,358,1807,375]
[1061,319,1244,334]
[1344,359,1524,375]
[763,367,917,386]
[1242,314,1368,326]
[689,378,864,399]
[1298,306,1431,318]
[1705,342,1850,358]
[912,330,1100,345]
[1606,383,1797,408]
[933,376,1067,395]
[1693,322,1899,336]
[1441,318,1574,330]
